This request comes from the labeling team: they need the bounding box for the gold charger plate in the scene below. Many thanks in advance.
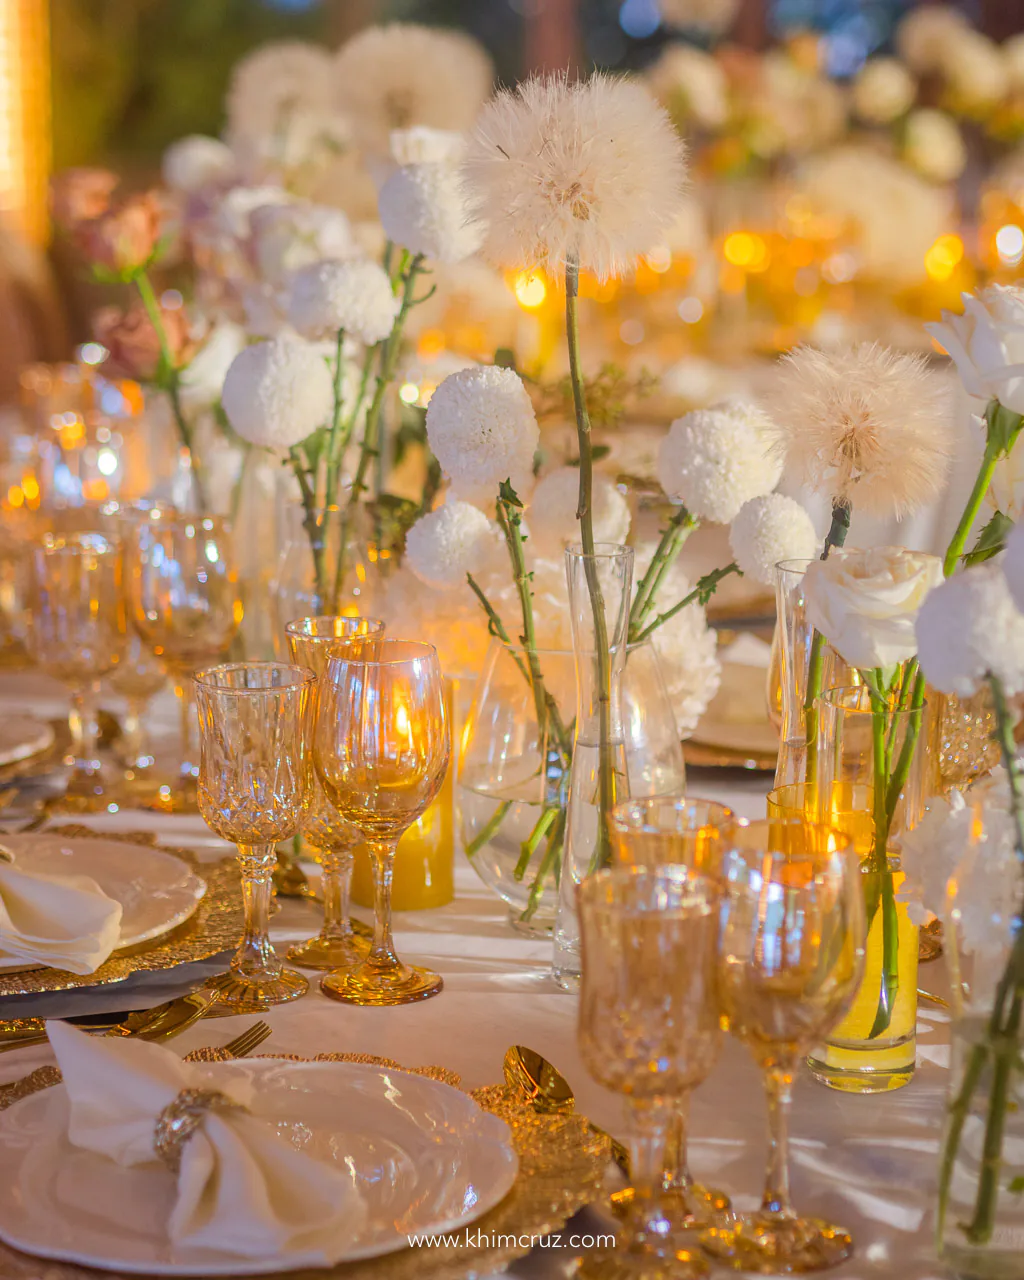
[0,826,242,997]
[684,739,777,772]
[0,1053,610,1280]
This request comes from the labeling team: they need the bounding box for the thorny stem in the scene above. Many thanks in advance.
[631,564,740,645]
[628,505,696,641]
[324,327,347,506]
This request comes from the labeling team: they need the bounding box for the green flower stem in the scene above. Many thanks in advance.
[464,800,512,859]
[885,667,926,829]
[288,446,326,604]
[515,805,558,880]
[134,270,208,512]
[630,563,740,645]
[945,440,1000,577]
[521,808,566,923]
[804,500,852,788]
[323,327,347,506]
[628,505,696,641]
[566,255,615,872]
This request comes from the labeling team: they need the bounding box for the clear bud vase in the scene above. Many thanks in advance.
[552,542,634,991]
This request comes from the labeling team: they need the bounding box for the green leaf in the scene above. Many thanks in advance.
[964,510,1015,567]
[985,399,1024,457]
[493,347,517,370]
[695,562,740,606]
[1009,1176,1024,1195]
[498,479,524,509]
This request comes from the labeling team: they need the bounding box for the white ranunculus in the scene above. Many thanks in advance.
[803,546,943,672]
[925,286,1024,414]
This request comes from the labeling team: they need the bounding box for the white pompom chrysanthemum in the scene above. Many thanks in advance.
[249,200,355,286]
[898,791,971,925]
[378,161,482,264]
[642,556,721,737]
[287,258,400,345]
[464,73,687,282]
[162,135,237,193]
[1002,520,1024,614]
[222,334,333,451]
[335,23,493,158]
[915,563,1024,697]
[657,402,781,524]
[729,494,818,586]
[527,467,630,552]
[426,365,539,490]
[405,500,502,591]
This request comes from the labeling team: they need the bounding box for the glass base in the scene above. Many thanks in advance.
[610,1183,732,1227]
[508,906,554,939]
[287,932,369,970]
[215,967,308,1013]
[577,1244,709,1280]
[702,1212,853,1273]
[320,960,443,1006]
[806,1033,916,1094]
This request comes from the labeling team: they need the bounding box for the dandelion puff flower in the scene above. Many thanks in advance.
[464,73,688,282]
[405,500,502,591]
[227,41,336,143]
[767,343,952,519]
[730,494,818,586]
[335,24,493,158]
[425,365,539,490]
[287,259,400,345]
[222,333,334,451]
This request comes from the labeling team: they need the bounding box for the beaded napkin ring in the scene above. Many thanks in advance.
[153,1087,248,1174]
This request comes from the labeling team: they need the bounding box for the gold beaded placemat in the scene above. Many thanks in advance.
[0,1051,610,1280]
[0,826,241,997]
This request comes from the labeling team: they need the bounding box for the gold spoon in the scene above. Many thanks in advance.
[502,1044,631,1176]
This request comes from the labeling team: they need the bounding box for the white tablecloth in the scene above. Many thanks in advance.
[0,673,952,1280]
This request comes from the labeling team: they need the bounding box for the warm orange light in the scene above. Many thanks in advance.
[416,328,446,360]
[924,233,964,282]
[5,484,22,508]
[0,1,50,243]
[20,472,38,503]
[723,231,769,271]
[514,272,547,308]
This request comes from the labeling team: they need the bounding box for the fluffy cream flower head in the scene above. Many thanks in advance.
[851,58,916,125]
[227,41,336,144]
[657,401,782,524]
[464,73,688,282]
[162,135,237,193]
[378,162,482,264]
[222,334,333,451]
[915,563,1024,697]
[896,5,969,73]
[1003,520,1024,614]
[425,365,539,491]
[729,494,818,586]
[405,499,501,590]
[768,343,952,519]
[903,108,966,183]
[287,258,400,345]
[335,24,493,158]
[527,467,631,553]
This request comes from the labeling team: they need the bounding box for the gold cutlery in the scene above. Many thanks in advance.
[918,987,950,1009]
[184,1020,273,1063]
[502,1044,631,1177]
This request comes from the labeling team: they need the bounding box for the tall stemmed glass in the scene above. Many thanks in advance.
[314,638,450,1005]
[194,662,315,1013]
[285,615,385,969]
[610,796,737,1224]
[25,532,125,806]
[127,513,242,811]
[578,865,722,1279]
[705,817,866,1273]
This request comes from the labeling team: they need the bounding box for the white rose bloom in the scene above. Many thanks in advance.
[1003,520,1024,613]
[162,135,237,193]
[390,127,465,166]
[729,494,818,587]
[527,467,630,553]
[657,402,782,524]
[425,365,539,490]
[903,108,966,183]
[405,500,502,590]
[378,162,482,264]
[222,333,334,451]
[852,58,916,125]
[804,546,943,672]
[925,285,1024,414]
[915,562,1024,696]
[287,258,400,345]
[178,321,247,411]
[249,200,355,286]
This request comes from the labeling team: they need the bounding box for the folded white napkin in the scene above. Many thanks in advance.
[0,853,122,974]
[47,1022,368,1263]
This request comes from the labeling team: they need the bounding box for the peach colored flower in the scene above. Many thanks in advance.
[93,300,197,382]
[50,168,118,227]
[75,190,165,275]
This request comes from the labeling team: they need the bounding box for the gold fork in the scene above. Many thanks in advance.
[185,1021,273,1063]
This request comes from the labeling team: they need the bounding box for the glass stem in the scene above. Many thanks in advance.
[367,838,400,973]
[69,679,102,776]
[664,1089,693,1194]
[624,1095,674,1254]
[120,695,150,771]
[233,843,280,980]
[319,848,354,942]
[175,674,199,782]
[761,1066,796,1220]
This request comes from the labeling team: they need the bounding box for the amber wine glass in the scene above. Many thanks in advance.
[705,818,866,1273]
[285,614,385,969]
[314,638,450,1005]
[25,532,125,806]
[194,662,315,1013]
[609,796,737,1226]
[578,865,722,1279]
[128,513,241,810]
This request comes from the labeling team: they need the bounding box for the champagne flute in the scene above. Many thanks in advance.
[25,532,125,806]
[194,661,315,1013]
[578,865,723,1279]
[284,614,386,969]
[704,817,866,1273]
[127,513,242,811]
[314,638,450,1005]
[610,796,737,1224]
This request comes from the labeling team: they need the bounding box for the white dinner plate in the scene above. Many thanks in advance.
[0,1058,518,1275]
[0,835,206,972]
[0,715,54,766]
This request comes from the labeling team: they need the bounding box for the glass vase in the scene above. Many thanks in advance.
[271,503,373,647]
[553,544,685,989]
[807,685,926,1093]
[772,558,814,787]
[938,801,1024,1279]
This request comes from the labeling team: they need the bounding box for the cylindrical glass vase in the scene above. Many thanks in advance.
[807,685,926,1093]
[271,504,373,648]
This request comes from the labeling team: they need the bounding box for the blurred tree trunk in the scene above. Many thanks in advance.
[525,0,579,75]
